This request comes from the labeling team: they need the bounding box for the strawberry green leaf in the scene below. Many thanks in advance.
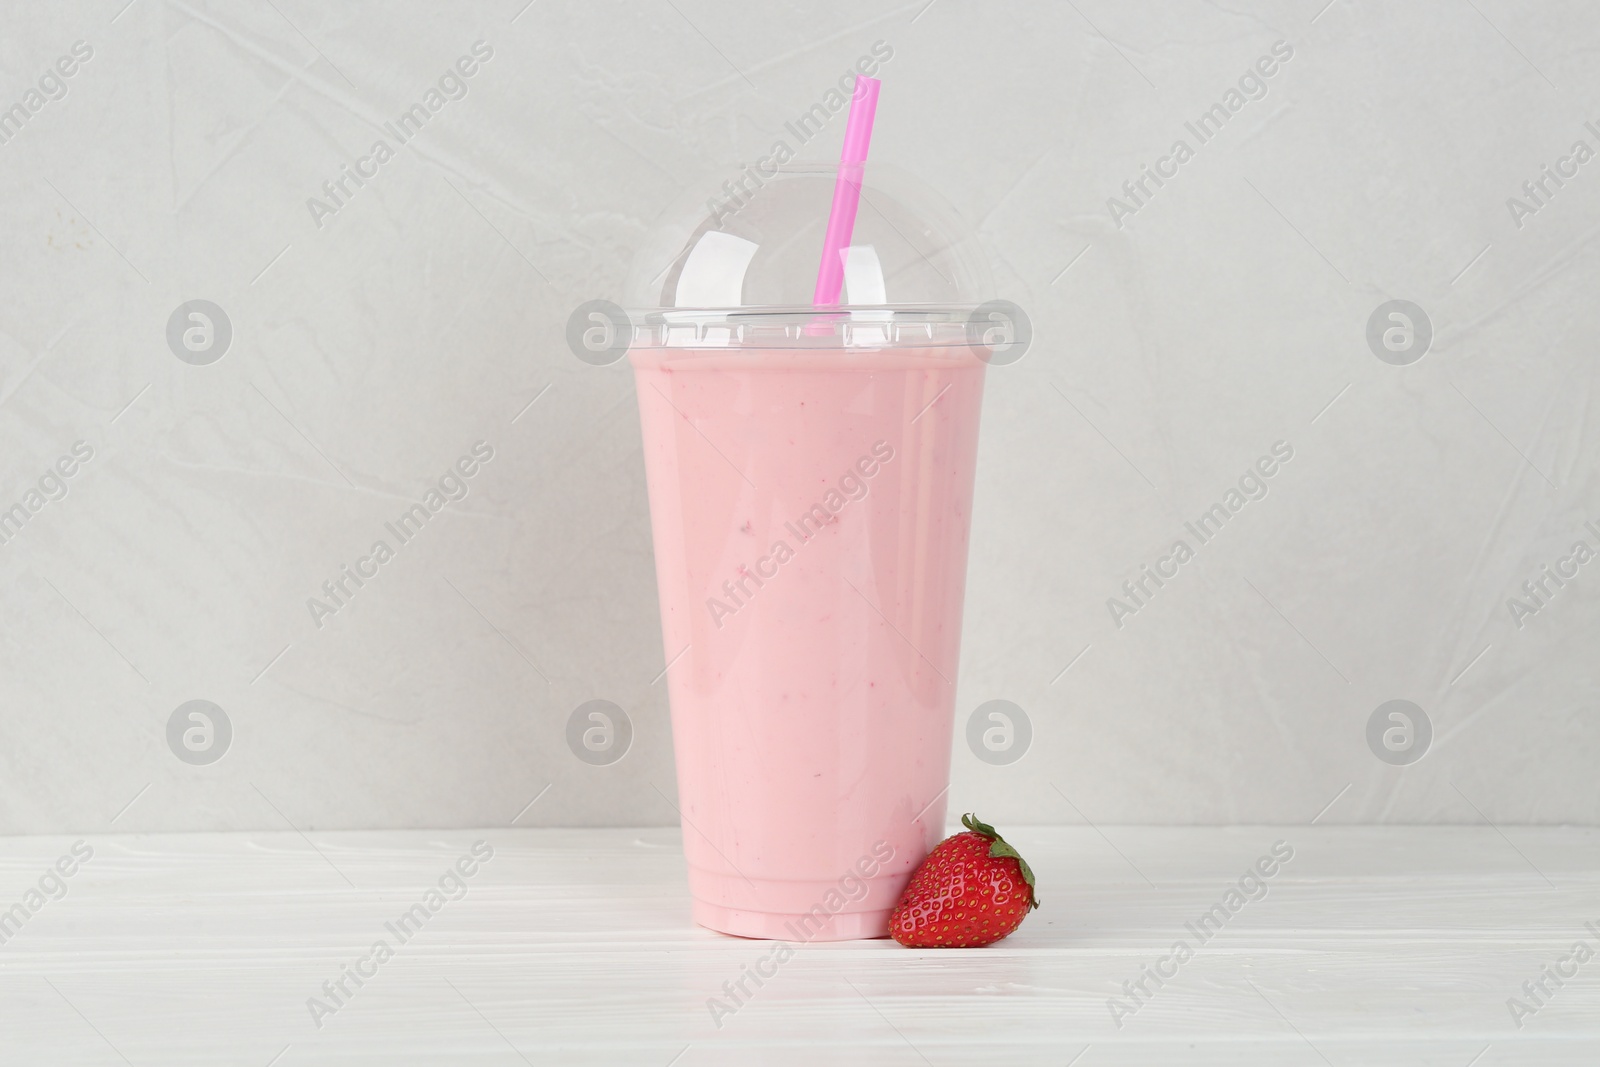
[960,812,998,839]
[966,813,1040,909]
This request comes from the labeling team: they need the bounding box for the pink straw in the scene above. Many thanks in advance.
[812,75,881,307]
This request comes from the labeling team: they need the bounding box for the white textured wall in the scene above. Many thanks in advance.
[0,0,1595,833]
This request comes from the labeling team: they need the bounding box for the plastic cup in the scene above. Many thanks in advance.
[626,164,996,939]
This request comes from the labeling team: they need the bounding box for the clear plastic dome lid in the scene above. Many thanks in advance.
[623,163,994,349]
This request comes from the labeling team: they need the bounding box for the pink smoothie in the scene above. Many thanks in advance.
[631,342,986,940]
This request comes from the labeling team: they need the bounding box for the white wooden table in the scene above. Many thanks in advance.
[3,826,1596,1065]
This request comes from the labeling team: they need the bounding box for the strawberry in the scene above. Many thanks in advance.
[889,813,1039,948]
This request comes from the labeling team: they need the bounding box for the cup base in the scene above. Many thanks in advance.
[692,899,893,942]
